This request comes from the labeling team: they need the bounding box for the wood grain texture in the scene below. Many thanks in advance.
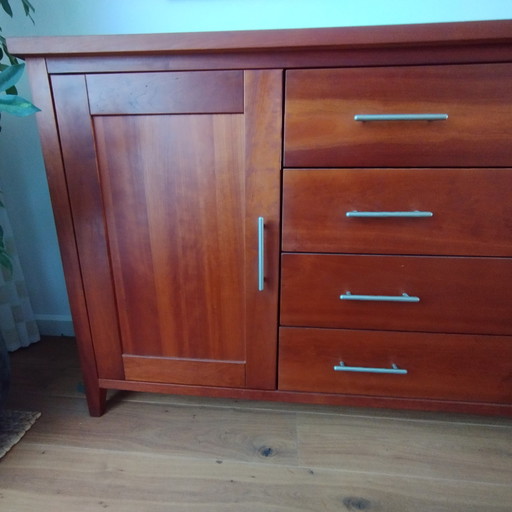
[3,442,512,512]
[44,42,512,74]
[94,113,246,363]
[51,75,124,385]
[284,64,512,167]
[280,254,512,335]
[123,354,245,388]
[297,412,512,484]
[8,19,512,56]
[25,61,107,416]
[97,376,512,417]
[3,338,512,512]
[279,327,512,403]
[86,70,280,390]
[86,70,244,114]
[243,70,283,389]
[282,168,512,256]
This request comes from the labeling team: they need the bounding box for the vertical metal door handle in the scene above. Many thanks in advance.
[258,217,264,291]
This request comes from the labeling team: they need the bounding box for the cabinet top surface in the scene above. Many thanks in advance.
[7,19,512,58]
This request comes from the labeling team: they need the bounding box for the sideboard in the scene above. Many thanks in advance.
[9,20,512,416]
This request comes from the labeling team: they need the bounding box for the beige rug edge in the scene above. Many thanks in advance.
[0,410,41,459]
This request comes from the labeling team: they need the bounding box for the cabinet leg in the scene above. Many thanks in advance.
[84,382,107,417]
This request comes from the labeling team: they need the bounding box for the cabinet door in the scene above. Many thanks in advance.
[51,70,282,390]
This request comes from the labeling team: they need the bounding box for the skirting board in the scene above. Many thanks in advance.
[35,315,75,337]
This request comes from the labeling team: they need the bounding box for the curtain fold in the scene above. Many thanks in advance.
[0,206,39,351]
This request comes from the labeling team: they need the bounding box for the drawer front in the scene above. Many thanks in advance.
[284,64,512,167]
[278,327,512,403]
[280,254,512,335]
[282,168,512,256]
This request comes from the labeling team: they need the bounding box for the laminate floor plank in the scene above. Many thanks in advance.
[297,413,512,484]
[1,442,511,512]
[6,393,298,466]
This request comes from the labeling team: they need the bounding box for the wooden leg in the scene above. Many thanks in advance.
[73,332,108,416]
[84,383,107,417]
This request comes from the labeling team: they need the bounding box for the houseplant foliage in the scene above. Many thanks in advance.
[0,0,38,409]
[0,0,39,132]
[0,62,40,124]
[0,0,38,276]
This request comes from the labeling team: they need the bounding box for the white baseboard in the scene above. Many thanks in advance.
[35,314,75,337]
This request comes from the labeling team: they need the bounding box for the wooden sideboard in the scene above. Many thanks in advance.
[9,20,512,416]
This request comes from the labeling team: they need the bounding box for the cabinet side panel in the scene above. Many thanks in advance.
[244,70,283,389]
[51,74,124,380]
[26,60,108,414]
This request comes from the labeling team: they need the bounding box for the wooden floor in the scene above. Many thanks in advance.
[1,337,511,511]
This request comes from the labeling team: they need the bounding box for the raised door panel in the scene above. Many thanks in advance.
[94,114,246,362]
[52,70,282,389]
[94,114,246,387]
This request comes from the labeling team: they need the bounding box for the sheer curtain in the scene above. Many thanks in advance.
[0,206,39,351]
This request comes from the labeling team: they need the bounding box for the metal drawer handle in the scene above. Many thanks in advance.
[334,361,408,375]
[340,292,420,303]
[258,216,265,291]
[346,210,433,218]
[354,113,448,122]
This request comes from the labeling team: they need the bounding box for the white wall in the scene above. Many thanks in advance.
[1,0,512,336]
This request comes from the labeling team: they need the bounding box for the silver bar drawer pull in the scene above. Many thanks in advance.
[346,210,433,218]
[354,113,448,122]
[258,217,265,291]
[340,292,420,303]
[334,362,408,375]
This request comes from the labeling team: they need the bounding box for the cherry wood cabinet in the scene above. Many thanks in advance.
[10,20,512,416]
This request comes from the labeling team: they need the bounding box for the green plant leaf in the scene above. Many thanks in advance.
[21,0,34,20]
[0,252,13,276]
[1,37,21,67]
[0,63,24,93]
[0,0,13,17]
[0,225,12,275]
[0,94,40,116]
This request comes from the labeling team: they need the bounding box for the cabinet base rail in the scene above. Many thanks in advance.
[92,378,512,418]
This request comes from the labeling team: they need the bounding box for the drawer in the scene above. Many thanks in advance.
[280,254,512,335]
[284,64,512,167]
[278,327,512,403]
[282,168,512,256]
